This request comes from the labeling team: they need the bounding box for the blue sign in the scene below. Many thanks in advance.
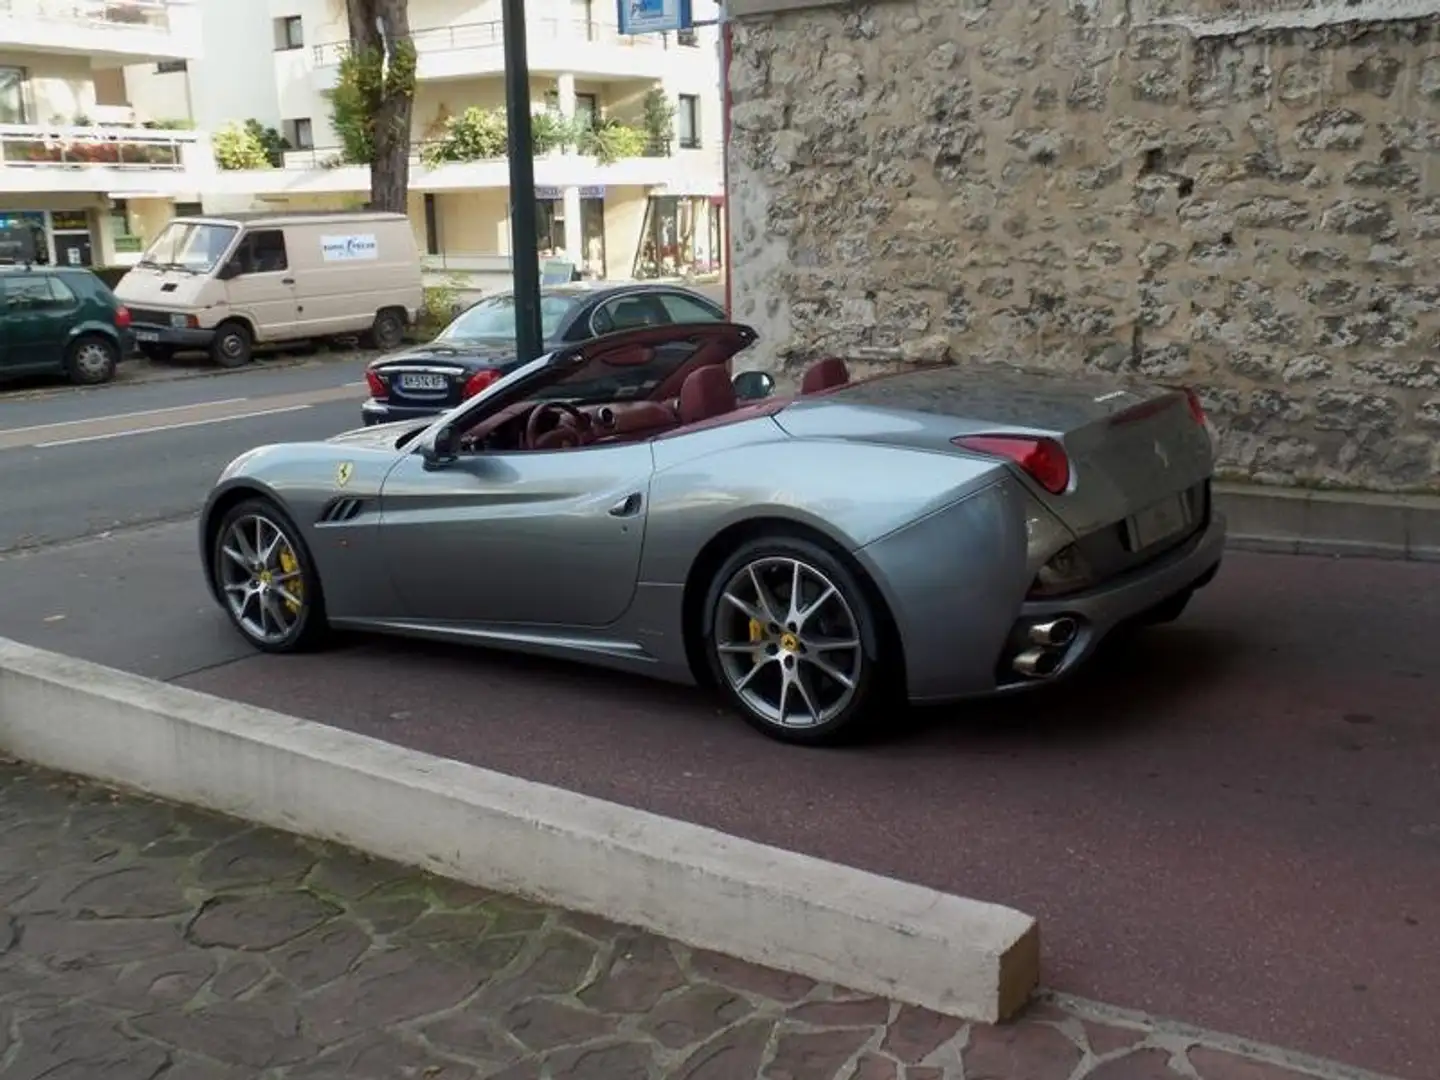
[617,0,692,35]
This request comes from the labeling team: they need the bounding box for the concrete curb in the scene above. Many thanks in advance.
[1214,482,1440,562]
[0,636,1039,1023]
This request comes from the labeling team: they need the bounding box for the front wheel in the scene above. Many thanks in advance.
[210,322,252,368]
[211,498,328,653]
[703,536,889,745]
[364,309,406,352]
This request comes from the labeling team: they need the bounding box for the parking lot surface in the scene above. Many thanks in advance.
[0,760,1384,1080]
[0,520,1435,1078]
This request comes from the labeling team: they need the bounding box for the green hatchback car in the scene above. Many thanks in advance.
[0,265,134,386]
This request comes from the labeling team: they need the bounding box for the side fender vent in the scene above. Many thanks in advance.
[318,497,365,525]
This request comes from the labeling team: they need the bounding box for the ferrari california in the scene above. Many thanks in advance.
[200,320,1225,745]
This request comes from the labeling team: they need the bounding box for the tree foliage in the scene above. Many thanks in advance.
[213,123,270,170]
[420,107,650,168]
[641,88,674,157]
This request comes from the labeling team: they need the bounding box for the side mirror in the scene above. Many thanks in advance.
[424,424,459,468]
[732,370,776,402]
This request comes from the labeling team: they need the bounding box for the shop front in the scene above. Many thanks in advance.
[0,207,98,267]
[632,194,723,279]
[535,186,607,278]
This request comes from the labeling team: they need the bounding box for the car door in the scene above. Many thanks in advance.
[377,440,656,628]
[0,275,74,372]
[654,290,725,324]
[219,228,298,341]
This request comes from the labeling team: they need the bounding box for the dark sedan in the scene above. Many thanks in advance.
[361,283,726,425]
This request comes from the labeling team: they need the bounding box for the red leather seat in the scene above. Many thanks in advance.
[678,365,737,425]
[800,357,850,394]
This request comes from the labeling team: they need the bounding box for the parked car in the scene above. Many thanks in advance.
[200,320,1224,747]
[361,282,731,426]
[115,210,422,369]
[0,265,133,386]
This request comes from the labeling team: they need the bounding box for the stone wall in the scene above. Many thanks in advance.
[727,0,1440,491]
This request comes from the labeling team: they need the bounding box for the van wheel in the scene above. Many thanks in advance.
[363,309,405,352]
[211,322,253,368]
[66,334,119,386]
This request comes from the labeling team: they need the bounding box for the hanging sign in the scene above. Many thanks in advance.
[618,0,692,35]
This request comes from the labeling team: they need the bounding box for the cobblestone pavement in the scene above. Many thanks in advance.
[0,760,1385,1080]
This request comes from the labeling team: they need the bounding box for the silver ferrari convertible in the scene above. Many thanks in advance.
[200,320,1225,745]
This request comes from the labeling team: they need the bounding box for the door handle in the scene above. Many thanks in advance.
[608,492,643,517]
[281,277,295,285]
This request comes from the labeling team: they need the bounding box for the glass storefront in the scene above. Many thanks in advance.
[535,187,607,278]
[633,196,721,279]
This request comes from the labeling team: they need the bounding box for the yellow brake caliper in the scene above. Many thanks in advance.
[279,548,302,614]
[748,618,765,644]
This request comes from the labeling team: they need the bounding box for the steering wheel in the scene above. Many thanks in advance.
[524,401,589,450]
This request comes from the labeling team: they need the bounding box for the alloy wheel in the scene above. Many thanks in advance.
[217,513,308,645]
[713,556,864,728]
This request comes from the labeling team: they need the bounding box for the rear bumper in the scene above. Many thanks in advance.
[132,323,214,350]
[361,399,446,426]
[899,509,1226,705]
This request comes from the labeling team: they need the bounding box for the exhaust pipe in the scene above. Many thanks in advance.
[1013,648,1062,679]
[1028,617,1078,647]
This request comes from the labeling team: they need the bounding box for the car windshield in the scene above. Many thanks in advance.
[138,222,238,273]
[437,293,579,343]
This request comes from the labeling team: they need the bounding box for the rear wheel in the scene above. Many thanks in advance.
[212,498,328,653]
[65,334,119,386]
[703,536,888,745]
[210,322,252,368]
[363,309,406,352]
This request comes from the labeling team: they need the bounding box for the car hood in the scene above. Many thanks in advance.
[327,419,428,451]
[369,340,518,369]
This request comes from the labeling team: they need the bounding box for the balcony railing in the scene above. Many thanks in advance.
[311,16,695,67]
[278,137,673,171]
[0,0,180,32]
[0,123,197,169]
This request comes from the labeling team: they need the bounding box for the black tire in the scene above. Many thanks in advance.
[363,309,406,352]
[65,333,119,386]
[139,344,176,363]
[210,321,253,368]
[210,497,329,654]
[701,535,892,746]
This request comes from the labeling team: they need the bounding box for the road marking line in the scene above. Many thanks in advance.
[0,398,250,436]
[34,405,314,448]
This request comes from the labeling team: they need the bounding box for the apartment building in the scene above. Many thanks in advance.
[125,0,727,284]
[0,0,210,267]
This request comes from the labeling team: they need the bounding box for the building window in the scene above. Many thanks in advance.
[575,92,598,131]
[284,118,314,149]
[155,59,188,74]
[0,67,29,125]
[677,94,699,149]
[174,202,203,217]
[274,15,304,50]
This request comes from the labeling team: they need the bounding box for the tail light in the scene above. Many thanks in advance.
[364,369,387,398]
[953,434,1071,495]
[1184,387,1207,426]
[463,368,501,399]
[114,305,131,329]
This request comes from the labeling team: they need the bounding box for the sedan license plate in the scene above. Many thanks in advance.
[1126,495,1191,551]
[135,330,159,343]
[398,372,447,391]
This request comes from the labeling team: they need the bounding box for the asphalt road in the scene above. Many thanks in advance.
[0,358,370,552]
[0,515,1435,1078]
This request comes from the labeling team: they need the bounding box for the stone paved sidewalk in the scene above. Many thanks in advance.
[0,760,1380,1080]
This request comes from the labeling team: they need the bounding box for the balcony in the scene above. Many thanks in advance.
[0,0,201,65]
[203,137,720,199]
[0,122,214,193]
[310,17,698,90]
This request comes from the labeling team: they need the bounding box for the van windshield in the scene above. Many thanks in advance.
[138,221,238,273]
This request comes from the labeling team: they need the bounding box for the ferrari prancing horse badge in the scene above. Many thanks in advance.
[336,461,353,488]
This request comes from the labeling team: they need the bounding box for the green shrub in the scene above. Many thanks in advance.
[579,119,649,164]
[213,123,270,170]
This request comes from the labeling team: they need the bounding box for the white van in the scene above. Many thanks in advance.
[115,210,422,367]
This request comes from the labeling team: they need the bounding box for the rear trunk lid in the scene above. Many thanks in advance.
[372,342,519,410]
[787,364,1214,539]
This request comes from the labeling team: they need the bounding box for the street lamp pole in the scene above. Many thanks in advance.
[501,0,543,362]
